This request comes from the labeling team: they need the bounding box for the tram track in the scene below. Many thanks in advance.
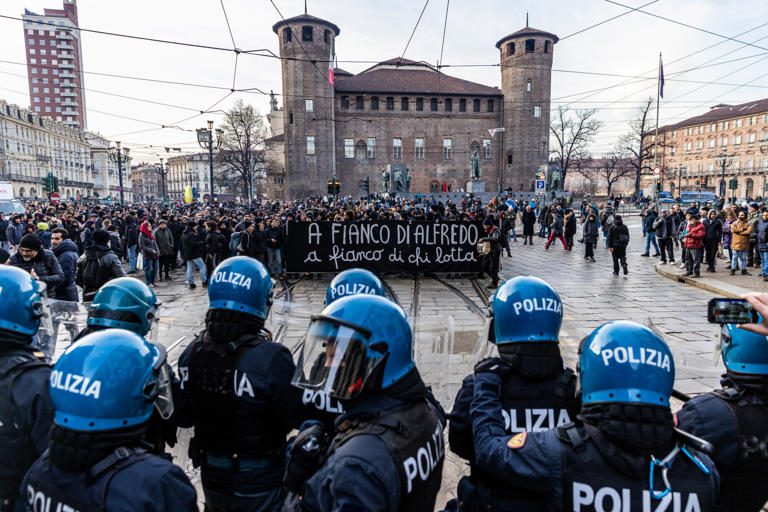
[431,275,487,319]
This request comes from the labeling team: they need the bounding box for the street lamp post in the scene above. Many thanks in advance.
[760,136,768,197]
[197,120,223,204]
[716,152,734,204]
[108,141,130,205]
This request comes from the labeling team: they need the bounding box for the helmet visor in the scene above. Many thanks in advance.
[147,343,174,420]
[30,290,54,358]
[292,317,375,400]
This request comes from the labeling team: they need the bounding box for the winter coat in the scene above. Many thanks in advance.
[205,231,227,259]
[168,221,184,246]
[10,249,64,297]
[550,215,564,235]
[182,228,205,261]
[757,220,768,253]
[730,219,752,251]
[52,239,79,302]
[36,230,52,250]
[683,221,706,249]
[607,222,630,249]
[582,218,600,244]
[109,232,123,256]
[643,212,658,234]
[652,215,668,239]
[521,210,536,235]
[0,219,8,241]
[138,232,159,260]
[702,218,722,243]
[749,213,761,241]
[6,221,24,246]
[722,220,732,250]
[154,227,175,257]
[76,245,126,302]
[564,215,577,237]
[124,222,139,247]
[265,226,284,250]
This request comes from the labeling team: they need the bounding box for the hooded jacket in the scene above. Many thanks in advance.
[10,249,64,297]
[52,239,79,302]
[76,245,126,301]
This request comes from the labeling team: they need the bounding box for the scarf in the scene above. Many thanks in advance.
[139,222,154,240]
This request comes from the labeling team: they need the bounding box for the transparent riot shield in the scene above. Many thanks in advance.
[269,298,317,355]
[41,300,88,358]
[411,314,456,407]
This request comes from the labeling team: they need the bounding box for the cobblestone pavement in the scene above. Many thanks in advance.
[55,221,725,509]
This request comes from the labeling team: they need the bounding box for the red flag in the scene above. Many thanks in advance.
[328,38,335,86]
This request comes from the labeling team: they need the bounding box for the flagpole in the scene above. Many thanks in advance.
[330,39,337,184]
[654,51,662,193]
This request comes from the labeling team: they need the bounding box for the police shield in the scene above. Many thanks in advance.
[411,314,456,406]
[34,300,88,359]
[268,298,316,355]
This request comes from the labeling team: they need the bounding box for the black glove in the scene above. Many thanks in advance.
[283,420,329,494]
[474,357,512,379]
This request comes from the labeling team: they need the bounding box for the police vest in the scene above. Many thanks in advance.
[711,388,768,512]
[331,399,444,512]
[0,348,49,498]
[557,424,716,512]
[24,447,151,512]
[463,368,579,511]
[185,333,286,460]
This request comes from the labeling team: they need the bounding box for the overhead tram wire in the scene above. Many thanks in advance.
[400,0,431,62]
[558,0,659,41]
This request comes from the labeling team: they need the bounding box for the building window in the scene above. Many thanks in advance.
[443,98,452,112]
[371,96,379,110]
[356,96,364,110]
[443,138,452,160]
[735,118,743,128]
[324,29,330,44]
[526,79,533,92]
[344,139,354,159]
[720,121,728,130]
[487,99,495,112]
[416,98,424,111]
[483,138,491,159]
[710,123,716,132]
[30,58,37,64]
[393,138,402,159]
[415,138,425,159]
[401,97,409,111]
[544,41,551,54]
[305,99,314,112]
[525,39,535,53]
[473,99,481,112]
[367,138,376,159]
[31,67,37,74]
[356,141,366,159]
[696,140,703,150]
[721,136,727,147]
[533,105,542,118]
[748,132,757,143]
[32,87,39,93]
[289,112,294,124]
[459,98,467,112]
[385,97,394,110]
[430,98,438,112]
[283,27,293,41]
[734,135,742,145]
[302,26,313,41]
[507,42,515,55]
[341,96,349,109]
[708,138,716,148]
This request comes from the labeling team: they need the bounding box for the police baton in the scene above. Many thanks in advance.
[671,389,691,402]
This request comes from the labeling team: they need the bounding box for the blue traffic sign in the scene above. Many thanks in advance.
[535,180,546,190]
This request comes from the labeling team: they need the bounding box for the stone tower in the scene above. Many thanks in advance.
[272,15,340,198]
[497,25,558,191]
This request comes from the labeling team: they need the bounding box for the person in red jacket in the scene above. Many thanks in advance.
[682,214,706,277]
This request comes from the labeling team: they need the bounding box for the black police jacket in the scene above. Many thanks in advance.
[677,387,768,512]
[22,446,197,511]
[0,346,52,500]
[449,365,579,509]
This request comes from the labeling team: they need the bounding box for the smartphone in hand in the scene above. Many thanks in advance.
[707,298,758,324]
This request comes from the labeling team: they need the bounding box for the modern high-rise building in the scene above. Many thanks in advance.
[22,0,87,129]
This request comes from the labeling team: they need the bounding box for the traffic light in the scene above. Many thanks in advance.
[41,173,58,193]
[363,176,370,195]
[327,180,340,195]
[655,179,661,191]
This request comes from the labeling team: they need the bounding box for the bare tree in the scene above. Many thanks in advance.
[219,99,272,203]
[550,106,602,184]
[619,97,657,196]
[595,152,636,197]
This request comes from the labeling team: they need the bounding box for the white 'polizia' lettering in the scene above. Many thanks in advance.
[50,370,101,399]
[402,423,445,494]
[600,347,672,372]
[330,283,378,300]
[211,271,252,290]
[511,297,562,316]
[572,481,702,512]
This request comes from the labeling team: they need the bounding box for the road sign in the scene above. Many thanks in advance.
[535,180,546,190]
[49,192,60,205]
[653,167,661,176]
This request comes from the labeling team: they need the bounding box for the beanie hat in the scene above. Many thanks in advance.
[92,230,110,245]
[36,222,49,231]
[19,234,42,252]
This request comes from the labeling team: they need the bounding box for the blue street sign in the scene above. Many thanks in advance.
[535,180,546,190]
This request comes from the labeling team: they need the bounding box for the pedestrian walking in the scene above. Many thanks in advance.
[138,220,160,287]
[154,219,175,281]
[544,211,569,251]
[730,210,752,275]
[182,221,207,288]
[124,215,139,274]
[607,215,630,276]
[564,208,577,249]
[582,212,599,262]
[641,207,661,257]
[600,203,615,247]
[498,211,512,256]
[703,209,723,272]
[521,205,536,245]
[479,217,502,288]
[205,221,227,279]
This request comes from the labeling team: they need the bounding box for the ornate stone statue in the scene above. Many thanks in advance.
[269,91,278,112]
[406,174,412,193]
[381,170,389,192]
[470,148,480,180]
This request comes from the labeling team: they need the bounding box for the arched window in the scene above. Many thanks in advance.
[507,42,515,55]
[525,39,535,53]
[302,26,313,41]
[430,180,440,193]
[544,41,551,54]
[746,178,754,199]
[18,187,25,197]
[283,27,292,43]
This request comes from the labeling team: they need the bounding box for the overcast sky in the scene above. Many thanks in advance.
[1,0,767,162]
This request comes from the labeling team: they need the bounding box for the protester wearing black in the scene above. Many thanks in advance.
[480,217,502,288]
[50,228,79,302]
[76,230,126,301]
[10,234,64,297]
[582,213,599,262]
[522,205,536,245]
[607,215,630,276]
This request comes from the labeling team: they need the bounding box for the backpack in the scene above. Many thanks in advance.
[230,231,242,254]
[82,255,111,296]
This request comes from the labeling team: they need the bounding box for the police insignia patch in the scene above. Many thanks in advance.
[507,432,527,449]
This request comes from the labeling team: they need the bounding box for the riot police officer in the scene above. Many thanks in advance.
[285,294,446,512]
[471,321,720,511]
[677,322,768,511]
[21,329,197,511]
[74,276,159,341]
[325,267,385,305]
[0,266,54,512]
[174,256,334,512]
[447,276,580,511]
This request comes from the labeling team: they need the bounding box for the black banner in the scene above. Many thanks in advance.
[285,221,484,274]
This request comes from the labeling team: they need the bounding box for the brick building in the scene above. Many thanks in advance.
[649,98,768,200]
[22,0,87,129]
[271,14,557,198]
